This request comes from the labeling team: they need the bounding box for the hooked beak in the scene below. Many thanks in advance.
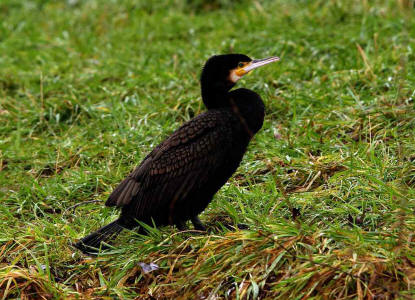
[244,56,280,72]
[235,56,280,77]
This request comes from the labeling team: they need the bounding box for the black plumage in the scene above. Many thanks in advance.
[74,54,279,254]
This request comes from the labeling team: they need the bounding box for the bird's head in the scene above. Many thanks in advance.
[200,54,279,109]
[201,54,280,88]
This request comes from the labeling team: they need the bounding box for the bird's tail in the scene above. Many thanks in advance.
[73,219,124,255]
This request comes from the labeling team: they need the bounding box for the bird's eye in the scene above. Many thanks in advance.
[238,62,245,68]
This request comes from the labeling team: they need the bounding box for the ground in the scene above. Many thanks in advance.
[1,0,415,299]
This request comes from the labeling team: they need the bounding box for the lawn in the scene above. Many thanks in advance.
[1,0,415,298]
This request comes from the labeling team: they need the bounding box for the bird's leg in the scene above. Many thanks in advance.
[191,216,207,231]
[176,221,187,231]
[291,207,301,220]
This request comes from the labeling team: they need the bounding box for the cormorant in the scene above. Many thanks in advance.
[74,54,279,254]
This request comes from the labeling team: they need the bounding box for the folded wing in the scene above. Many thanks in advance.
[105,111,234,218]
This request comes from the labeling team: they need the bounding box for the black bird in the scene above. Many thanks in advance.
[74,54,279,254]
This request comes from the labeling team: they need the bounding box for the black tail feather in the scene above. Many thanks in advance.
[73,220,124,255]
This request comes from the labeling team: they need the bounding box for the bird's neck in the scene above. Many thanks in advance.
[201,82,233,109]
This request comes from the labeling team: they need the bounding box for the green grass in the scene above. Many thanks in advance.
[1,0,415,298]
